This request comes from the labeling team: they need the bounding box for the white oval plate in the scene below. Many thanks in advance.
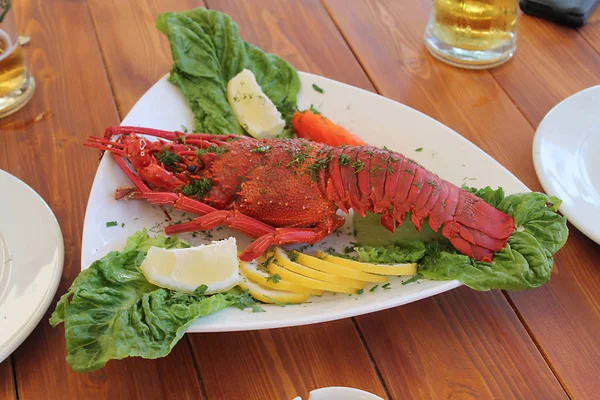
[533,85,600,244]
[0,169,64,362]
[82,72,528,332]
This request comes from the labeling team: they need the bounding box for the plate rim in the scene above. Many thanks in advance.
[0,169,64,363]
[532,84,600,244]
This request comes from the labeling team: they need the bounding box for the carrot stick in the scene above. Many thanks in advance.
[292,110,367,146]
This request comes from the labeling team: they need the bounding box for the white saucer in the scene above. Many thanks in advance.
[0,170,64,363]
[292,386,384,400]
[533,85,600,244]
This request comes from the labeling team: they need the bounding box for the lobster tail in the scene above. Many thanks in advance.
[321,146,515,262]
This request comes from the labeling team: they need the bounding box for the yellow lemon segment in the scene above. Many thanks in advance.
[240,262,322,296]
[316,251,418,275]
[141,237,240,294]
[274,248,365,289]
[268,262,357,294]
[227,69,285,139]
[238,276,310,304]
[294,252,388,283]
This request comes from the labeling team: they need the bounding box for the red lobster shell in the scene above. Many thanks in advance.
[86,126,515,262]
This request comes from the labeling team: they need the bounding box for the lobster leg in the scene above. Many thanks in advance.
[124,190,276,239]
[238,215,346,261]
[165,209,275,238]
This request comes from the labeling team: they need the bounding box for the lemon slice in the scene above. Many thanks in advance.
[274,248,365,289]
[317,251,418,275]
[227,69,285,138]
[294,252,388,283]
[239,276,310,304]
[140,237,240,294]
[268,262,357,294]
[240,261,322,296]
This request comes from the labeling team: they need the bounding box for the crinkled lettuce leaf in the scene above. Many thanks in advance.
[156,8,300,135]
[353,188,568,291]
[50,230,238,373]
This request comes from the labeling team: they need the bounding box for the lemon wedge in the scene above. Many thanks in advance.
[238,276,310,304]
[240,261,322,296]
[140,237,240,294]
[227,68,285,138]
[274,248,365,289]
[294,252,388,283]
[316,251,418,275]
[268,262,358,294]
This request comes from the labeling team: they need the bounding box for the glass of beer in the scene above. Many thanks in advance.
[424,0,518,69]
[0,2,34,118]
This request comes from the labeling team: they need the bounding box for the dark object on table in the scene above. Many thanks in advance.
[519,0,599,27]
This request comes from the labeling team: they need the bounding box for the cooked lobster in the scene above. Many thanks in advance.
[85,126,515,262]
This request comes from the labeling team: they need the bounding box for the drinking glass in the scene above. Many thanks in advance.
[424,0,519,69]
[0,2,34,118]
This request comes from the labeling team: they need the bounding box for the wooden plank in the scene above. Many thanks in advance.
[490,13,600,126]
[86,0,202,117]
[190,321,387,400]
[321,0,540,190]
[0,359,16,400]
[507,228,600,399]
[580,6,600,55]
[489,7,600,400]
[357,287,566,399]
[322,0,573,397]
[324,0,600,398]
[3,1,203,398]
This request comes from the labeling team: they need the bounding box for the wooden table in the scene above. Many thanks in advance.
[1,1,599,399]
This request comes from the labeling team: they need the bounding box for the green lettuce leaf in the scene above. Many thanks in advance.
[156,8,300,135]
[50,230,238,373]
[354,240,427,264]
[352,188,568,291]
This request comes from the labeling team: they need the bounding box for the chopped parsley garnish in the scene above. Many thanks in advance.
[106,221,118,227]
[196,145,228,157]
[266,274,281,284]
[356,289,364,295]
[231,289,257,310]
[404,168,415,175]
[352,159,365,173]
[415,147,423,152]
[387,165,396,174]
[307,154,334,180]
[369,285,379,292]
[289,251,299,262]
[157,149,182,171]
[344,246,354,254]
[312,84,324,93]
[287,152,308,168]
[252,305,266,313]
[402,273,423,285]
[309,104,321,115]
[121,223,125,228]
[382,283,391,290]
[258,254,275,273]
[370,166,384,176]
[181,178,213,198]
[413,182,423,189]
[338,154,352,166]
[180,125,188,133]
[251,145,271,153]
